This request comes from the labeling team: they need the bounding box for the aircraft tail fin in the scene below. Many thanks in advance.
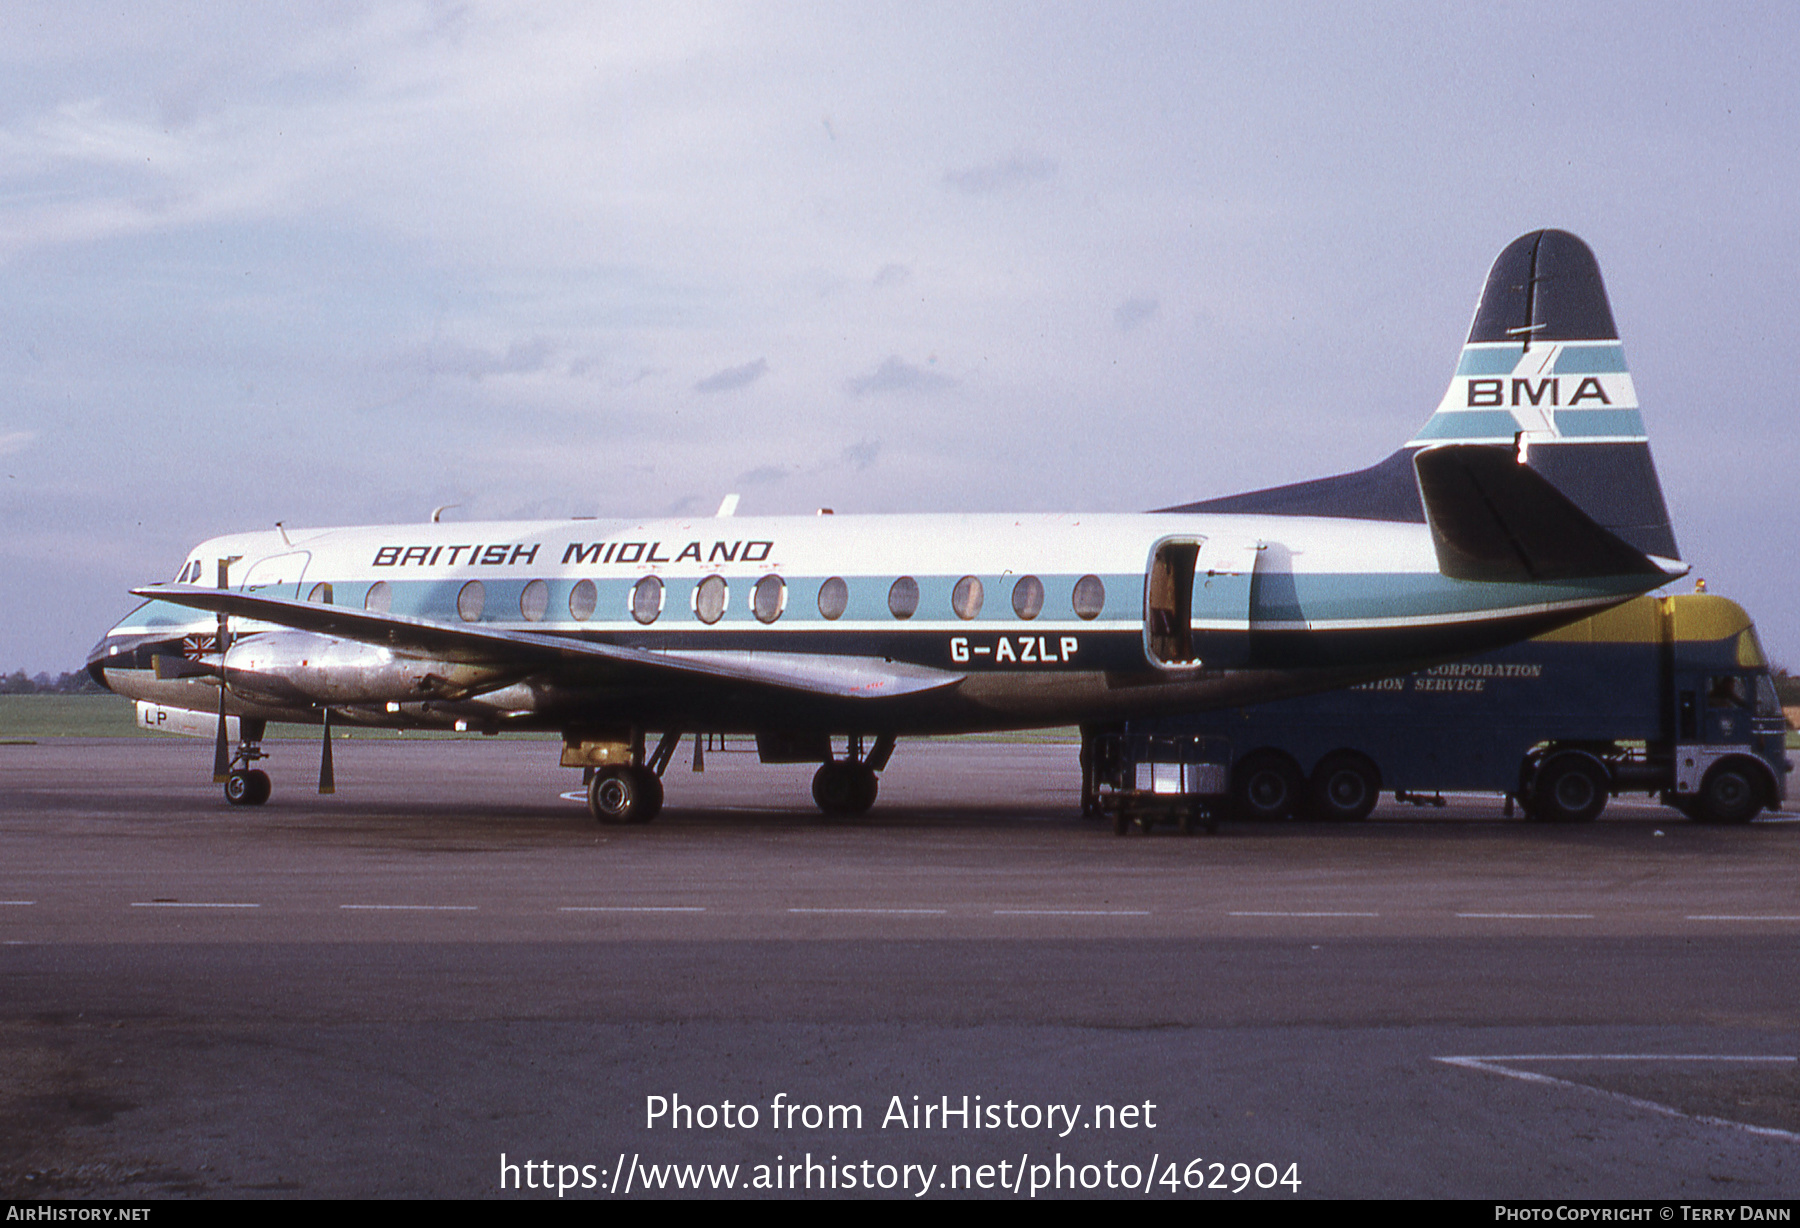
[1166,229,1680,564]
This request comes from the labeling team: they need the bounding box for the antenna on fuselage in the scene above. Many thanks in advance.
[715,494,740,518]
[432,504,459,523]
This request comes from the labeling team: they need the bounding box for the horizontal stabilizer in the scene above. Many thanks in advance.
[131,584,964,702]
[1413,445,1669,584]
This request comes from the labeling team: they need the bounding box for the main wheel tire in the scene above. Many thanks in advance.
[589,766,661,824]
[1693,760,1763,825]
[1309,751,1380,822]
[224,770,253,805]
[244,769,271,805]
[630,767,664,823]
[812,762,877,816]
[1532,754,1608,823]
[1233,751,1304,822]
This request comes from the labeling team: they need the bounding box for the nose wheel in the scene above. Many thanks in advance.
[218,717,272,806]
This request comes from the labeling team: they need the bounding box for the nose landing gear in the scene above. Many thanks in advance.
[219,717,271,806]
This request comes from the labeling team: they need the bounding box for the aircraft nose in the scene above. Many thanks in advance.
[86,635,120,692]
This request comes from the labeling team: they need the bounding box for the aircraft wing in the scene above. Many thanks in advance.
[129,584,965,701]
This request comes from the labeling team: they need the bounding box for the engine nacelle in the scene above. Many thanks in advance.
[222,630,517,706]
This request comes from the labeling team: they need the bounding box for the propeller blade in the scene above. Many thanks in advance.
[212,677,231,783]
[212,556,234,783]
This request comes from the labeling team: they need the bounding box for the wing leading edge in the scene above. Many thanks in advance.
[129,584,966,702]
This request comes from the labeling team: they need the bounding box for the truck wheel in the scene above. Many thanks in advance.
[1532,754,1608,823]
[1692,760,1763,825]
[1309,751,1381,822]
[1233,751,1303,821]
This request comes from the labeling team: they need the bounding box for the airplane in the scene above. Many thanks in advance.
[88,229,1684,823]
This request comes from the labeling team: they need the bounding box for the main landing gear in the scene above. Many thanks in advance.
[580,728,681,825]
[811,734,895,817]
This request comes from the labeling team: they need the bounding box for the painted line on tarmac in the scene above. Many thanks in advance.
[993,909,1150,916]
[1435,1054,1800,1142]
[560,906,706,913]
[1228,911,1379,918]
[792,900,957,907]
[0,900,36,906]
[339,904,478,911]
[130,901,260,909]
[1685,914,1800,921]
[1456,912,1595,919]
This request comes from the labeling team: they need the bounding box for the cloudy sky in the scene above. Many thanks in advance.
[3,2,1796,671]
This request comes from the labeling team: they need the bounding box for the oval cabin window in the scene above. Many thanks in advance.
[631,576,663,625]
[569,579,597,621]
[951,576,984,620]
[1072,574,1105,620]
[1011,575,1044,621]
[888,576,919,620]
[457,580,486,622]
[753,575,786,624]
[520,579,549,622]
[817,577,848,621]
[694,575,728,624]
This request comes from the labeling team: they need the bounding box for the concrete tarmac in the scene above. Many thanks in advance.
[2,737,1796,1199]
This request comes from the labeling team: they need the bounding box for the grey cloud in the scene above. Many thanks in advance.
[1114,296,1159,332]
[942,153,1056,195]
[693,358,768,394]
[736,464,788,485]
[842,438,881,469]
[872,263,910,288]
[427,337,557,382]
[846,356,955,397]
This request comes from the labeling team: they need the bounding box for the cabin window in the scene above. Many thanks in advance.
[818,577,848,621]
[1011,575,1045,620]
[364,581,392,614]
[694,575,728,624]
[631,576,664,625]
[520,579,549,622]
[753,574,786,624]
[952,575,984,620]
[888,576,919,620]
[307,582,334,605]
[1072,574,1105,620]
[457,580,486,622]
[569,579,597,621]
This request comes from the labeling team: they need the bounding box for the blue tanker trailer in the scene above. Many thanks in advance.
[1090,592,1790,827]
